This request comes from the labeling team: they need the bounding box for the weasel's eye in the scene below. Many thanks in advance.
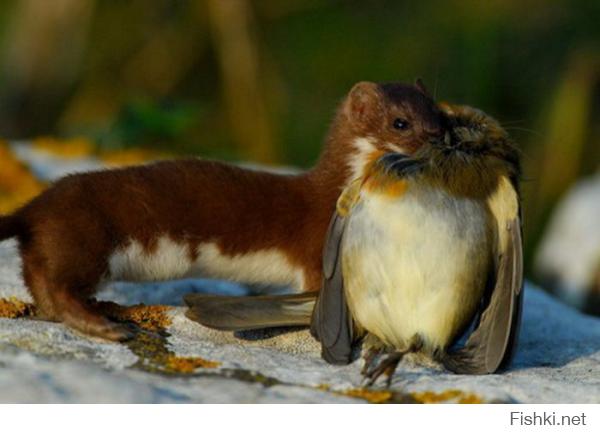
[393,118,410,130]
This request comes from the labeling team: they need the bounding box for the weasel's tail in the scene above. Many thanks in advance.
[184,292,317,331]
[0,215,20,241]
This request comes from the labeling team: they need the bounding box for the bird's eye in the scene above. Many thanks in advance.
[393,118,410,130]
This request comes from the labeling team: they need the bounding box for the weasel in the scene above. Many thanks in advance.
[0,80,446,340]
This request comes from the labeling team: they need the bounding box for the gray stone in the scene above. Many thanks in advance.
[1,144,599,403]
[536,173,600,313]
[1,238,600,403]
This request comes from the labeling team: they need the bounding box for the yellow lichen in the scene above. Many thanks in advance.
[32,136,95,158]
[123,324,222,375]
[0,297,36,318]
[120,305,172,331]
[94,301,172,332]
[165,355,221,373]
[0,141,46,213]
[342,388,393,404]
[0,295,223,376]
[411,389,484,404]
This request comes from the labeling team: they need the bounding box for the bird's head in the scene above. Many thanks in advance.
[410,103,521,196]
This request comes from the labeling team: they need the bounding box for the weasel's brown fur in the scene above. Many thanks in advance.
[0,81,446,340]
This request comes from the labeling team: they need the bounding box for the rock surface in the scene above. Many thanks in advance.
[1,144,599,403]
[535,172,600,314]
[1,236,600,403]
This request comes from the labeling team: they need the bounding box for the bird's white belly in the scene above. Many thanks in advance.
[342,186,492,351]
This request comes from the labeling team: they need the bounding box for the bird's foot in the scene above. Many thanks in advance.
[361,350,405,388]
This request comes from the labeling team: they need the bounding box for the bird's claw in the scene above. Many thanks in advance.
[361,351,404,388]
[361,346,384,376]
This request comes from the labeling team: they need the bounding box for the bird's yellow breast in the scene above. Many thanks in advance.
[342,181,494,353]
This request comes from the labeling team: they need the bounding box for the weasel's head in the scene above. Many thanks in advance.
[333,80,447,180]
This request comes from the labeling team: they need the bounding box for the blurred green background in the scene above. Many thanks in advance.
[0,0,598,272]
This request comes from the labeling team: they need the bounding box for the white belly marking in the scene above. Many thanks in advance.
[107,236,304,289]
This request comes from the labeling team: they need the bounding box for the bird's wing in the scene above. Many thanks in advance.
[184,292,316,331]
[311,153,422,365]
[310,209,355,364]
[443,177,523,374]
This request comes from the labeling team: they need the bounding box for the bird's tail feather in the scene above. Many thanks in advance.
[184,292,317,331]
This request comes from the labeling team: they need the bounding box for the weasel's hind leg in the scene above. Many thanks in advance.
[22,259,59,321]
[22,256,134,340]
[20,224,135,341]
[51,285,135,341]
[52,287,135,341]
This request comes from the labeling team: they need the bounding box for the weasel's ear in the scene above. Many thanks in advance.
[344,81,382,124]
[415,78,432,98]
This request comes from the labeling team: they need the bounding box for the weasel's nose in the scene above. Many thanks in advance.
[427,128,450,147]
[444,130,452,146]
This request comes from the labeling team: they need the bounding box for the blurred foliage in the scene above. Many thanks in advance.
[100,100,203,150]
[0,137,169,213]
[0,140,45,213]
[29,136,168,164]
[0,0,598,272]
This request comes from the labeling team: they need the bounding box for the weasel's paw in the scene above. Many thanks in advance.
[98,321,138,342]
[64,313,137,341]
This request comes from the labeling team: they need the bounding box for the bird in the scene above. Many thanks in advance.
[312,102,523,384]
[185,103,523,385]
